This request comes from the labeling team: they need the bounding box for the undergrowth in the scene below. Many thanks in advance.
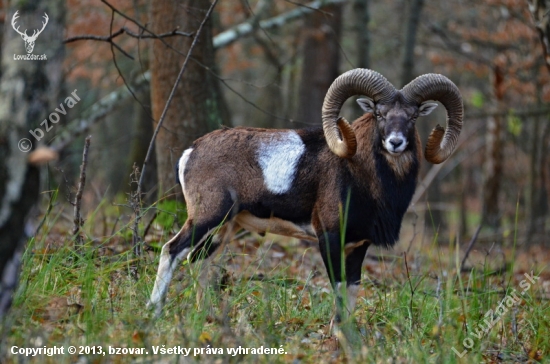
[1,194,548,363]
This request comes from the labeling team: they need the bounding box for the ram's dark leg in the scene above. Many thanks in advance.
[319,237,369,324]
[342,240,370,317]
[318,230,367,355]
[317,231,347,321]
[188,221,241,307]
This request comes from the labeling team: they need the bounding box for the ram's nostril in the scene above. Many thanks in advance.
[389,138,404,148]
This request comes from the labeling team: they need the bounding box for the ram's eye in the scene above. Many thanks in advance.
[375,111,382,118]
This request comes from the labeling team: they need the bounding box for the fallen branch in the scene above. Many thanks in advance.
[410,123,484,207]
[50,73,149,152]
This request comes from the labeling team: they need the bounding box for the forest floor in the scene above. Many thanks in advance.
[2,196,549,363]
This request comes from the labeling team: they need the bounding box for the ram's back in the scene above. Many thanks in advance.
[179,126,334,224]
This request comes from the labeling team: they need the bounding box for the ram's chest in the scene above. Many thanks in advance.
[256,131,306,195]
[343,156,419,247]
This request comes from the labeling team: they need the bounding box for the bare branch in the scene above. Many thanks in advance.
[214,0,346,48]
[99,0,190,57]
[108,10,140,104]
[65,27,124,43]
[64,26,192,43]
[284,0,335,16]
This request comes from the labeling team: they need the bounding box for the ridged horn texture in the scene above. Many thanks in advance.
[401,74,463,164]
[322,69,396,158]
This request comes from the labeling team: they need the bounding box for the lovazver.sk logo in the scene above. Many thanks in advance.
[12,11,48,61]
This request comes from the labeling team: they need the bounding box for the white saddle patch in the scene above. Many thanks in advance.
[257,131,305,194]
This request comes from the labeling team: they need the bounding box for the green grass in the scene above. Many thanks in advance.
[2,200,549,363]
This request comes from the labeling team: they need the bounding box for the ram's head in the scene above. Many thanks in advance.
[322,69,463,164]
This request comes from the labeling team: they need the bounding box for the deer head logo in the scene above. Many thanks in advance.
[11,11,49,54]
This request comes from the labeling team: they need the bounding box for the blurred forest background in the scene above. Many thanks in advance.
[1,0,549,318]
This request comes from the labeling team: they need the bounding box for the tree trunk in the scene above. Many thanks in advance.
[528,0,550,72]
[0,0,65,318]
[129,86,157,199]
[248,0,286,128]
[150,0,230,196]
[353,0,370,69]
[527,93,549,243]
[482,66,505,230]
[297,4,343,125]
[401,0,444,232]
[400,0,424,87]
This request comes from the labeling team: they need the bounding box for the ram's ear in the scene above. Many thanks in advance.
[419,102,438,116]
[357,98,375,114]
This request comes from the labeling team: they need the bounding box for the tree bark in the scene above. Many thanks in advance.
[150,0,230,196]
[0,0,65,318]
[297,4,343,125]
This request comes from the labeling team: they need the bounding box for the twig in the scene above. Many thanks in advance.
[131,164,142,258]
[460,225,482,271]
[72,136,91,249]
[137,0,219,194]
[406,210,419,254]
[65,27,124,43]
[403,252,428,328]
[143,210,159,238]
[34,190,57,239]
[403,252,415,326]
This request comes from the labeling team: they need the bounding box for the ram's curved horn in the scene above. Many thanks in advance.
[401,74,463,164]
[322,69,396,158]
